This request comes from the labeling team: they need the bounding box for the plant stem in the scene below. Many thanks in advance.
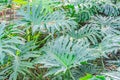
[101,56,105,70]
[68,69,75,80]
[38,34,51,45]
[27,29,30,41]
[34,32,41,43]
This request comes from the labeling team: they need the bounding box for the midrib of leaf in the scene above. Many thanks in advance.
[50,51,68,69]
[14,56,19,72]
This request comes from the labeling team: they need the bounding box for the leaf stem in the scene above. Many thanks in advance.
[101,56,105,70]
[68,69,75,80]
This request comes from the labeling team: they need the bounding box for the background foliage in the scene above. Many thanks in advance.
[0,0,120,80]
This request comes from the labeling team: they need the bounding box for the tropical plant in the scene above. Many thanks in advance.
[35,36,97,80]
[17,2,77,34]
[68,24,104,45]
[1,0,120,80]
[0,40,40,80]
[98,0,120,16]
[0,22,40,80]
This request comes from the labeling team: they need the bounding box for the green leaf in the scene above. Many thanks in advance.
[79,73,93,80]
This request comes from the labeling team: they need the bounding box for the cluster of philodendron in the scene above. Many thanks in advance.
[0,0,120,80]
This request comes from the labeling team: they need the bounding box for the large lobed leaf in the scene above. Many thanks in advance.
[18,2,77,34]
[35,36,97,76]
